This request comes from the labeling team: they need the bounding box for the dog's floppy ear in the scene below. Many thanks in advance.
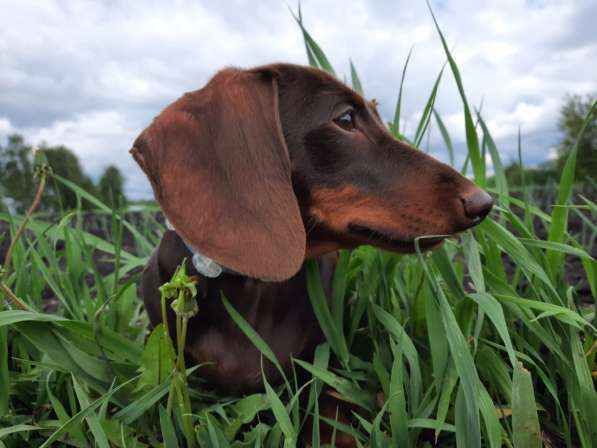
[130,68,305,281]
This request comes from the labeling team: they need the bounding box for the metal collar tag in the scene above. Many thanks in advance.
[164,219,231,278]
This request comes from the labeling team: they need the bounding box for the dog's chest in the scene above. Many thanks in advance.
[185,273,325,393]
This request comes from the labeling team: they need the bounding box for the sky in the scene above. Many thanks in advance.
[1,0,596,199]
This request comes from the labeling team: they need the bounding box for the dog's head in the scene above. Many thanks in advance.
[131,64,492,281]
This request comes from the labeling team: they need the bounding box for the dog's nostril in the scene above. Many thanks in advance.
[461,190,493,221]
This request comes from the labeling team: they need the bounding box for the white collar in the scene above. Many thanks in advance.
[165,219,239,278]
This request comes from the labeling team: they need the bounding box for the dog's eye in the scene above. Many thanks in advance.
[334,111,355,131]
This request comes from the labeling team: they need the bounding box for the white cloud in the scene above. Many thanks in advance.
[485,98,561,140]
[546,146,559,161]
[21,110,146,198]
[1,0,595,198]
[0,118,14,136]
[29,110,136,172]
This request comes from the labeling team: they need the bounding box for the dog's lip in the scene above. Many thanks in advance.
[348,223,447,251]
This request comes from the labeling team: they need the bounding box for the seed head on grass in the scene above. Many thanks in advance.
[157,258,198,447]
[159,258,199,319]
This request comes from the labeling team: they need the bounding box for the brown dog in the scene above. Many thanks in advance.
[131,63,492,445]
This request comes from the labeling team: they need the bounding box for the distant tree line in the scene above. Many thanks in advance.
[0,134,126,213]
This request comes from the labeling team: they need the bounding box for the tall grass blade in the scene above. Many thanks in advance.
[291,7,336,75]
[263,372,296,446]
[476,111,509,203]
[388,341,409,447]
[512,362,541,448]
[414,66,444,148]
[331,250,350,341]
[349,60,364,94]
[221,295,290,390]
[392,46,414,137]
[39,376,136,448]
[547,101,596,269]
[427,2,485,185]
[0,327,8,416]
[51,174,153,254]
[433,110,455,166]
[159,405,180,448]
[305,260,349,366]
[423,252,482,446]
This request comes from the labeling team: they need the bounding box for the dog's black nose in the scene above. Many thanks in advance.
[462,190,493,221]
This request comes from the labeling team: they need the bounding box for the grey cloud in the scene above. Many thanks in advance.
[0,0,594,199]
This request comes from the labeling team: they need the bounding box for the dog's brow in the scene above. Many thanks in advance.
[319,80,365,105]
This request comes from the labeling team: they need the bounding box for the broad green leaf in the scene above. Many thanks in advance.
[0,424,40,439]
[468,293,516,366]
[114,380,170,424]
[512,362,541,448]
[478,383,503,448]
[463,231,485,293]
[480,218,558,298]
[373,305,422,407]
[305,260,349,366]
[159,404,179,448]
[495,294,594,330]
[388,341,409,447]
[0,310,65,327]
[520,238,595,261]
[223,394,269,440]
[263,373,296,446]
[435,363,458,438]
[137,324,175,390]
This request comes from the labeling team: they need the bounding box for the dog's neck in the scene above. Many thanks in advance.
[165,219,241,278]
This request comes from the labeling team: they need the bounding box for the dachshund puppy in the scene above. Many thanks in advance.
[131,63,492,446]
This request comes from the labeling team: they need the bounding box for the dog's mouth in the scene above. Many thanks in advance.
[348,223,446,252]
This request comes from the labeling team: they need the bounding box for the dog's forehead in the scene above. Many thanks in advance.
[307,76,366,109]
[273,63,366,107]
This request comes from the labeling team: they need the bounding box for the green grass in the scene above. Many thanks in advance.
[1,8,596,448]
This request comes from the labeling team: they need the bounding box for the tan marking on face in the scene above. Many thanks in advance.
[309,184,401,234]
[308,184,451,241]
[309,185,362,225]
